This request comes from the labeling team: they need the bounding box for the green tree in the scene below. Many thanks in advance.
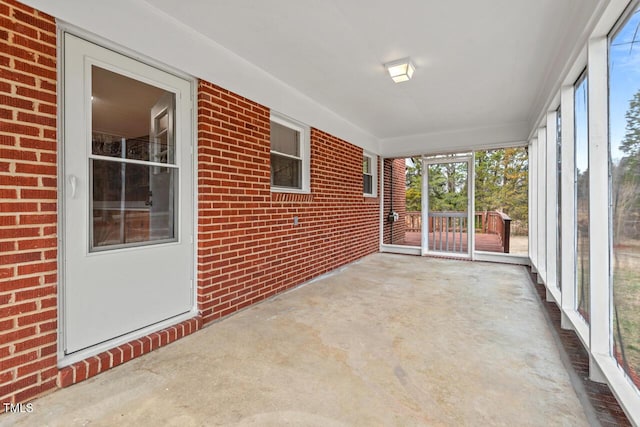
[405,157,422,211]
[427,161,468,212]
[613,89,640,241]
[622,91,640,159]
[403,149,528,229]
[474,147,528,225]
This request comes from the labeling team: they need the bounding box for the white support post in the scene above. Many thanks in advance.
[546,112,559,301]
[529,139,538,272]
[587,36,609,383]
[537,127,547,285]
[560,85,577,332]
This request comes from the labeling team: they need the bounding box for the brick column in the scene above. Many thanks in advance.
[0,0,58,405]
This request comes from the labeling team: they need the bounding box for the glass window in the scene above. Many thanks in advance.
[383,157,418,246]
[91,66,177,250]
[363,153,376,196]
[574,72,590,323]
[609,5,640,390]
[270,114,309,192]
[474,147,529,255]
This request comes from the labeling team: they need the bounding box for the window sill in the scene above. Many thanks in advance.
[561,308,590,350]
[271,187,310,195]
[592,353,640,423]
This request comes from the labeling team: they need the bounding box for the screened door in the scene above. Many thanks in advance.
[63,34,194,354]
[422,156,473,257]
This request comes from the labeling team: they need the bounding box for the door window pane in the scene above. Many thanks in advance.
[574,73,590,323]
[91,160,176,249]
[92,66,175,164]
[91,66,178,251]
[609,6,640,390]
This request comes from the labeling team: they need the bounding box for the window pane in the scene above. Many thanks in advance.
[474,147,528,255]
[574,74,590,323]
[271,153,301,188]
[363,156,371,174]
[271,121,300,157]
[383,157,419,246]
[92,66,175,164]
[609,6,640,390]
[91,159,176,249]
[364,174,373,194]
[557,106,562,290]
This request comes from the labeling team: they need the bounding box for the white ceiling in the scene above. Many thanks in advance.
[22,0,605,155]
[144,0,599,145]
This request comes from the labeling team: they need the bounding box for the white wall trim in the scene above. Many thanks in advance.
[380,244,421,256]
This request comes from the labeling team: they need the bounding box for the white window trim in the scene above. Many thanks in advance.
[270,112,310,194]
[363,152,377,197]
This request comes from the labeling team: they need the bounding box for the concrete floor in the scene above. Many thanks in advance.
[1,254,589,426]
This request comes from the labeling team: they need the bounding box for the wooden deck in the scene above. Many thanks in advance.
[396,231,505,253]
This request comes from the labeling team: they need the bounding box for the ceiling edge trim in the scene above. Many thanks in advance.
[378,122,529,158]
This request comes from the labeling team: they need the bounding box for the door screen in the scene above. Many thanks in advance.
[91,66,177,250]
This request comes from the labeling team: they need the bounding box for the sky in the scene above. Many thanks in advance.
[609,8,640,165]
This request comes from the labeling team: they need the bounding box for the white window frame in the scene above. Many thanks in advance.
[270,112,310,193]
[541,1,640,421]
[363,152,377,197]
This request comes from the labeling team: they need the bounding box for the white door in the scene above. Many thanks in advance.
[63,34,194,355]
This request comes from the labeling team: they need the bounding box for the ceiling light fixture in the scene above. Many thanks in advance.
[384,58,415,83]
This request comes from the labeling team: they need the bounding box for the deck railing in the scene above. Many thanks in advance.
[484,211,511,253]
[405,210,512,253]
[428,212,467,252]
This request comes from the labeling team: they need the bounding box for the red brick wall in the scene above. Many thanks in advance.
[0,0,380,405]
[0,0,58,406]
[197,81,379,323]
[383,158,407,244]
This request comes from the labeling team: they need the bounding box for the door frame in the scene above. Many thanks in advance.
[421,154,475,259]
[57,25,199,366]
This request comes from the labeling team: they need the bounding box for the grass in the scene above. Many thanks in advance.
[612,241,640,387]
